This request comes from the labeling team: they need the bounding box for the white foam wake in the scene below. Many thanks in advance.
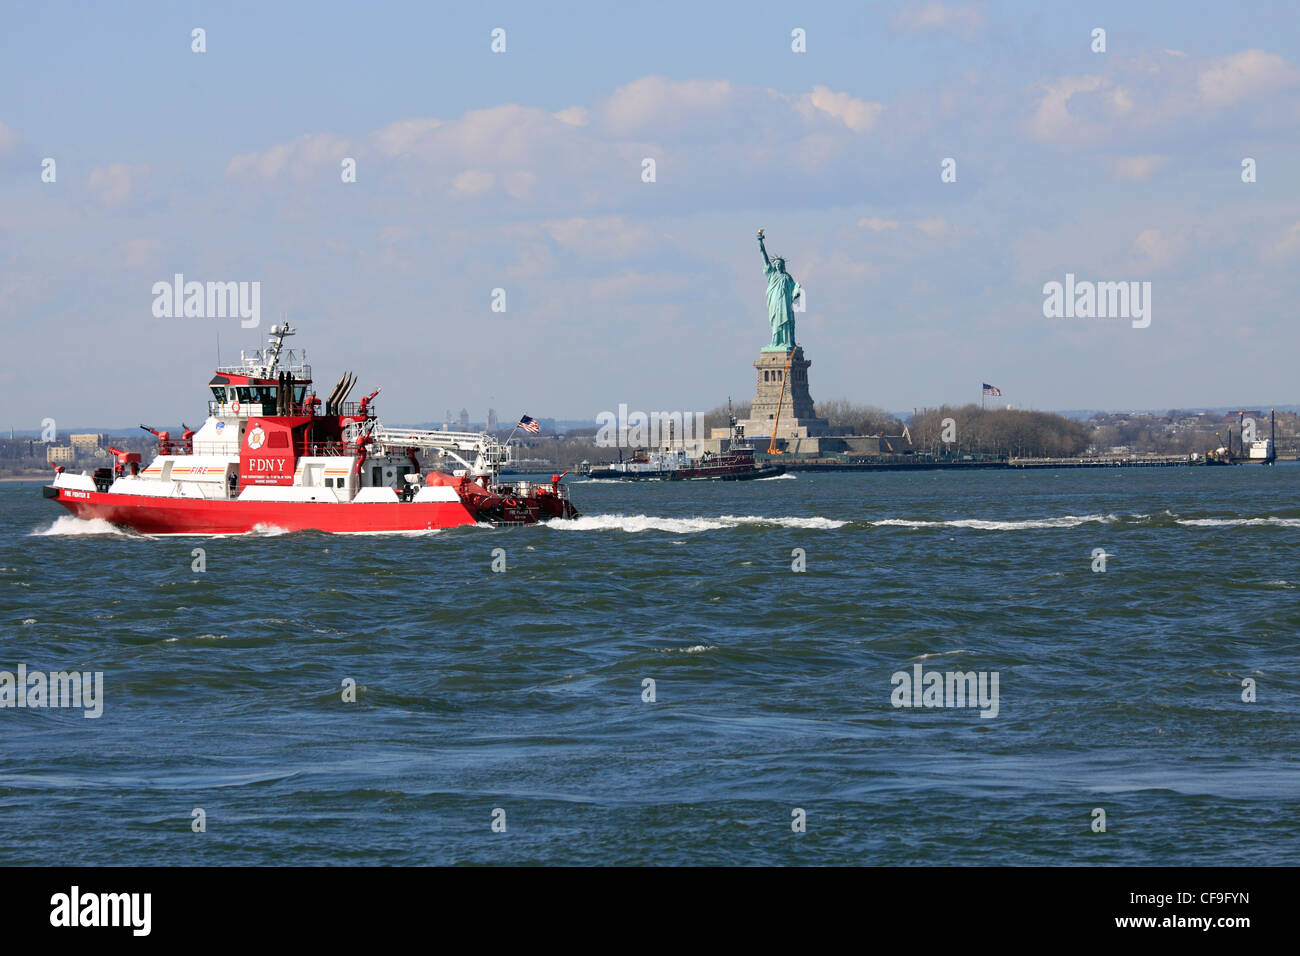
[871,513,1120,530]
[249,523,290,536]
[1176,517,1300,528]
[546,514,847,533]
[30,515,134,537]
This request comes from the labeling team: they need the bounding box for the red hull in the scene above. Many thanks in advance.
[46,487,479,534]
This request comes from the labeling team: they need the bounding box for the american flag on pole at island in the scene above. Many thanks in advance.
[982,383,1001,396]
[517,415,541,433]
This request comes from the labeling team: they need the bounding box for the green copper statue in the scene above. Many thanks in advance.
[758,229,800,351]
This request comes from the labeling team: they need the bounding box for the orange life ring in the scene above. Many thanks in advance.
[231,401,241,414]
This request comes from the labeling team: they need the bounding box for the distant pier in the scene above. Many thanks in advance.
[778,454,1241,473]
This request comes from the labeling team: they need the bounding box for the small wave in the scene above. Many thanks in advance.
[546,514,847,533]
[250,523,290,536]
[164,633,228,643]
[1175,517,1300,528]
[908,650,970,661]
[660,644,717,654]
[756,473,797,480]
[20,618,36,625]
[29,516,136,537]
[871,513,1119,531]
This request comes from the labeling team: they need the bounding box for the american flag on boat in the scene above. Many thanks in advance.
[518,415,541,433]
[982,383,1001,396]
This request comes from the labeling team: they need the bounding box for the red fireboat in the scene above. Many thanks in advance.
[44,324,579,534]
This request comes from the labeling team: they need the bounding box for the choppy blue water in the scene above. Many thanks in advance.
[2,466,1298,865]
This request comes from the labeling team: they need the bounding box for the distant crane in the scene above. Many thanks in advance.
[767,346,797,455]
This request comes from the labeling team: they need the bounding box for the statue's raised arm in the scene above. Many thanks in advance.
[756,229,797,351]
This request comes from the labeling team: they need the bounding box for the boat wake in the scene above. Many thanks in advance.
[545,514,848,533]
[1174,517,1300,528]
[30,516,141,538]
[871,513,1121,531]
[250,523,291,536]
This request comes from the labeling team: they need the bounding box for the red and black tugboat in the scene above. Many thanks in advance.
[589,408,784,481]
[44,324,579,533]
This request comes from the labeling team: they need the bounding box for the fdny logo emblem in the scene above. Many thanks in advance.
[247,426,266,450]
[215,421,226,433]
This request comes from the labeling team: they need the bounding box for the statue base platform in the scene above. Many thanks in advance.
[740,346,829,441]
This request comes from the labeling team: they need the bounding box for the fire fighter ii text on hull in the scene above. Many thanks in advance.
[44,324,578,533]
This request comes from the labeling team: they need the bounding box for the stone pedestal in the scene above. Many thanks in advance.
[740,346,829,440]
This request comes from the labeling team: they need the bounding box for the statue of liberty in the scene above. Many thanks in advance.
[757,229,800,351]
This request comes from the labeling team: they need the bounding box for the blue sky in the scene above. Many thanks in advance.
[3,0,1299,427]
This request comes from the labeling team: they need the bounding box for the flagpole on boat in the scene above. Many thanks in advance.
[504,422,521,468]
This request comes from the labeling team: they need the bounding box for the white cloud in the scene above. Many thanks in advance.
[1264,222,1300,260]
[504,170,537,200]
[1111,155,1167,181]
[1027,74,1105,144]
[858,217,900,231]
[217,76,904,215]
[545,217,655,260]
[1132,228,1187,271]
[377,225,418,245]
[1029,49,1300,146]
[600,76,736,137]
[373,118,442,158]
[915,217,954,238]
[1198,49,1300,109]
[226,132,353,179]
[122,238,162,269]
[450,169,495,198]
[554,107,589,127]
[891,2,987,40]
[588,271,693,302]
[88,163,148,207]
[797,86,885,133]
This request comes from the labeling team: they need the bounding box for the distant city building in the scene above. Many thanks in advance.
[487,408,498,431]
[458,408,470,430]
[46,445,75,464]
[69,433,105,454]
